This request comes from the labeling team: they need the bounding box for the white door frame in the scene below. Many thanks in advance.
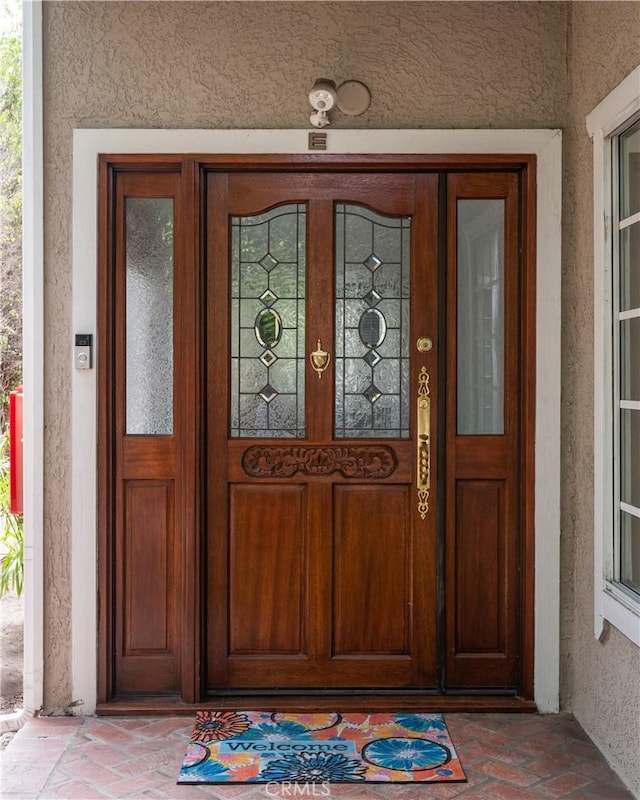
[67,127,562,713]
[21,0,44,721]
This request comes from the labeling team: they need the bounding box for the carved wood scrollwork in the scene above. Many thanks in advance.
[242,445,397,479]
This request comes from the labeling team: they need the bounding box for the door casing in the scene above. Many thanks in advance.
[67,128,561,714]
[97,152,537,707]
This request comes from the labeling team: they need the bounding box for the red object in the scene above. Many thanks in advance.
[9,386,23,516]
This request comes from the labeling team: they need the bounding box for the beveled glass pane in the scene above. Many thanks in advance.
[620,223,640,311]
[620,410,640,508]
[359,308,387,349]
[231,204,305,438]
[620,317,640,401]
[619,120,640,220]
[254,308,283,349]
[457,199,505,435]
[125,198,174,435]
[335,204,410,439]
[621,511,640,594]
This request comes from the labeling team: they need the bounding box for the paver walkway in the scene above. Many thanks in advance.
[0,712,635,799]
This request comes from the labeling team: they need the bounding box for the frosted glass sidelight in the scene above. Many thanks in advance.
[125,198,174,435]
[230,204,306,438]
[457,200,505,435]
[335,204,410,439]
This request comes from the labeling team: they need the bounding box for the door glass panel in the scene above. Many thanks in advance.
[457,199,505,435]
[619,120,640,220]
[125,198,174,435]
[230,204,306,438]
[620,317,640,401]
[335,204,410,439]
[620,410,640,508]
[621,511,640,593]
[620,223,640,311]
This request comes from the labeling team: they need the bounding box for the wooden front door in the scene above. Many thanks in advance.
[206,173,439,690]
[100,156,533,705]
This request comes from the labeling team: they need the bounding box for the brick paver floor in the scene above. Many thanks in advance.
[0,713,635,799]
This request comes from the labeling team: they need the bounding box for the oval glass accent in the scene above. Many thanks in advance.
[359,308,387,349]
[255,307,283,348]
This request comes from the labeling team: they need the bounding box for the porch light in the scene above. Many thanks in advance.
[308,79,371,128]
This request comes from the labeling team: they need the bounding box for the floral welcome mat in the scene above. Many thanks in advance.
[177,711,466,785]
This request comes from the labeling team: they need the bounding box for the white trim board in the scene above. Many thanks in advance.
[72,128,562,713]
[22,0,44,718]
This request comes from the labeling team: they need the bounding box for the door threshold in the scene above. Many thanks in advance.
[97,694,537,716]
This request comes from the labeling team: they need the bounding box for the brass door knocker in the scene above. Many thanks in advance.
[310,339,330,378]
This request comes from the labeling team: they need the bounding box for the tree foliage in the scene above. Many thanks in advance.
[0,0,22,429]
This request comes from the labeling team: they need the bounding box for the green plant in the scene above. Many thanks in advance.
[0,431,23,597]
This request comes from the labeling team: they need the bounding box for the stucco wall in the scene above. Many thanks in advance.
[562,3,640,796]
[42,0,568,711]
[41,1,640,791]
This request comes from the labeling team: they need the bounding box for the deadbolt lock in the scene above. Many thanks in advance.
[416,337,433,353]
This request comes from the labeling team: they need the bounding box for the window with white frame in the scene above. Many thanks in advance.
[589,65,640,646]
[617,120,640,598]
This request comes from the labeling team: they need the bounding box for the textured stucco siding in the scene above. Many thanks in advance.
[42,0,568,712]
[40,2,640,793]
[562,4,640,796]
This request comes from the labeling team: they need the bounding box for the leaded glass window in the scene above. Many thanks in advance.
[230,204,306,438]
[335,204,410,438]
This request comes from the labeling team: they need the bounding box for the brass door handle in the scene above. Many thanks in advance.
[417,366,430,519]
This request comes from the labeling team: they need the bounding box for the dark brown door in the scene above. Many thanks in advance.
[206,173,439,690]
[101,158,532,704]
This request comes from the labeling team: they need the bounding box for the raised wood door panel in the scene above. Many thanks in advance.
[206,173,439,690]
[445,173,521,689]
[332,485,412,656]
